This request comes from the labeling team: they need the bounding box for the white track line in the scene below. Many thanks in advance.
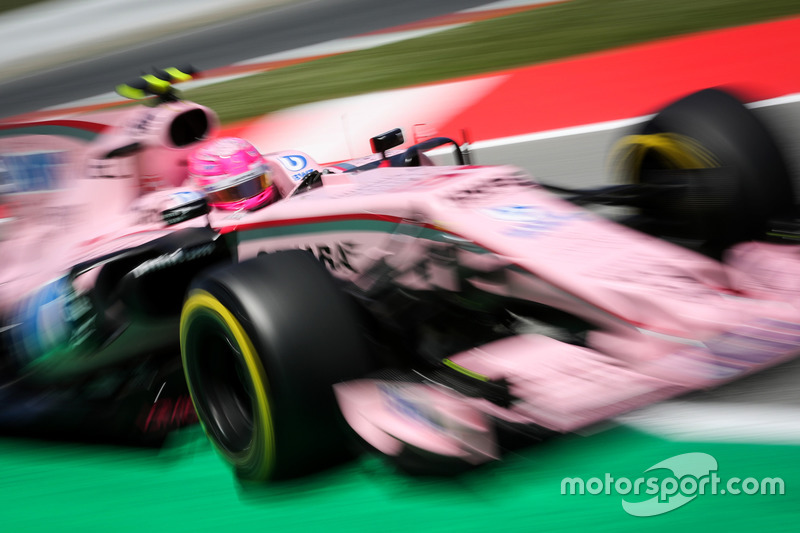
[616,401,800,445]
[235,26,471,66]
[462,0,568,12]
[41,0,564,111]
[462,91,800,151]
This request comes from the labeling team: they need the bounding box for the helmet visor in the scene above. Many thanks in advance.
[202,165,272,205]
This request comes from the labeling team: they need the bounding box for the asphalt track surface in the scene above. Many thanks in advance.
[0,0,494,119]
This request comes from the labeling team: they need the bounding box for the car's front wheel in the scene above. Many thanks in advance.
[180,250,373,481]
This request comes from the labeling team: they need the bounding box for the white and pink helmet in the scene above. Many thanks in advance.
[187,137,278,211]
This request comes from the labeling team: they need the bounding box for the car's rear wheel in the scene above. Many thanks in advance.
[611,87,794,248]
[180,250,373,481]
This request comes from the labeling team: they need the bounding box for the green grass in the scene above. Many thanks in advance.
[2,424,798,532]
[183,0,800,125]
[0,0,51,15]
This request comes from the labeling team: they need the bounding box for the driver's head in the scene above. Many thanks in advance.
[188,137,278,211]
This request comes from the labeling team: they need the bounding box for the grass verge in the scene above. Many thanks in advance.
[182,0,800,125]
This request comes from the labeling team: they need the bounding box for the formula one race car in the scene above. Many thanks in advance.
[2,70,800,479]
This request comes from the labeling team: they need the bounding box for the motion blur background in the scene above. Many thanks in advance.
[1,1,800,531]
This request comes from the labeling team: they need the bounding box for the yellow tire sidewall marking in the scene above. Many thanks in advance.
[610,132,721,183]
[180,289,276,480]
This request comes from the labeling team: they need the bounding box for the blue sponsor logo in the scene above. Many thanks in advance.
[279,154,307,173]
[481,204,589,238]
[291,169,314,182]
[278,155,314,181]
[379,384,442,430]
[0,152,64,192]
[482,205,544,222]
[13,276,96,366]
[169,190,205,204]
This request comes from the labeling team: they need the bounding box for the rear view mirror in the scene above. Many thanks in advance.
[370,128,404,157]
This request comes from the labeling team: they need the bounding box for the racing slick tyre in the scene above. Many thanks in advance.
[613,87,794,248]
[180,250,373,481]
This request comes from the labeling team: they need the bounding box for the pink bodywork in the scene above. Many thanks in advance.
[0,100,219,314]
[3,100,800,467]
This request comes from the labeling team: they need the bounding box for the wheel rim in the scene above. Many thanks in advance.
[186,313,254,452]
[180,290,276,479]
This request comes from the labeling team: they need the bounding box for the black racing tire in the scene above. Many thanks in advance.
[618,88,794,247]
[180,250,373,481]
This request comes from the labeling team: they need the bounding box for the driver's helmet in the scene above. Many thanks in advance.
[187,137,278,211]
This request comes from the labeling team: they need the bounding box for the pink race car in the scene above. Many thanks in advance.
[2,71,799,480]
